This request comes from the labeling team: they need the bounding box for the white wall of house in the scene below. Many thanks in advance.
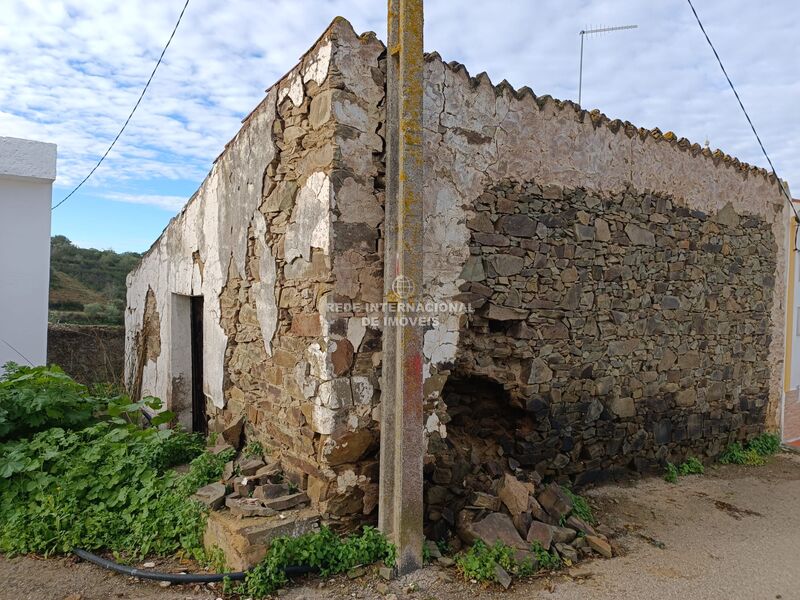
[0,136,57,373]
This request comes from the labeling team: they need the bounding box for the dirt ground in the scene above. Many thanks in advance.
[2,452,799,600]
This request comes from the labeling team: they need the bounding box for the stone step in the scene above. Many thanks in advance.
[203,506,320,571]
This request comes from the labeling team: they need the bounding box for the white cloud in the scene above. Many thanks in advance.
[0,0,797,216]
[103,192,188,211]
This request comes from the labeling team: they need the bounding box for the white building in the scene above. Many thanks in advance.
[0,136,57,373]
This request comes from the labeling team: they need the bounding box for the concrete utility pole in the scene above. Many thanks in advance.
[378,0,424,576]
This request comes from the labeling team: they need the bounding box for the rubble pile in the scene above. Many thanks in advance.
[426,378,614,566]
[191,435,311,520]
[457,477,613,565]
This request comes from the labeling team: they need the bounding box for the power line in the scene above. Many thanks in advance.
[686,0,798,224]
[0,336,35,366]
[52,0,191,211]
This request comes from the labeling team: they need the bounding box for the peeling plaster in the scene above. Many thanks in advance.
[303,40,331,85]
[252,210,277,356]
[126,37,336,413]
[284,171,333,263]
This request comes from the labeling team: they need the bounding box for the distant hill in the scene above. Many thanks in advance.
[49,236,142,325]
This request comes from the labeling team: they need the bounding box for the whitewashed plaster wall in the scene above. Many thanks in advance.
[0,137,56,373]
[420,55,789,429]
[330,22,789,434]
[125,37,333,413]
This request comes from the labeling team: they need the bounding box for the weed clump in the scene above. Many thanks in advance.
[720,433,780,466]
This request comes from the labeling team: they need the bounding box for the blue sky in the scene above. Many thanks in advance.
[2,0,798,253]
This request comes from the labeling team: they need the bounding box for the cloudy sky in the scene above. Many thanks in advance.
[2,0,798,252]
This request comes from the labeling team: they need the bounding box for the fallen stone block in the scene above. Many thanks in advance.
[226,494,276,518]
[528,496,554,524]
[566,514,596,536]
[262,492,309,511]
[586,534,613,558]
[494,563,512,589]
[498,473,534,516]
[512,512,532,538]
[470,491,500,511]
[222,461,235,483]
[233,477,256,498]
[252,483,291,500]
[255,462,282,481]
[526,521,553,549]
[238,457,265,477]
[459,511,527,550]
[537,483,573,521]
[424,539,442,559]
[191,482,227,509]
[204,507,319,570]
[555,542,578,563]
[548,523,577,544]
[221,415,244,449]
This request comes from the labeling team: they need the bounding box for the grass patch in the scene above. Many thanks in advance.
[531,541,562,570]
[561,486,596,524]
[235,526,395,597]
[456,539,561,585]
[456,540,533,582]
[243,440,265,459]
[664,456,704,483]
[720,433,781,466]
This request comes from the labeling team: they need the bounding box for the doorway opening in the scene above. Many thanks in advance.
[190,296,206,435]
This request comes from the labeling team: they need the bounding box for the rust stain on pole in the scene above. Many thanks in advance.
[379,0,424,576]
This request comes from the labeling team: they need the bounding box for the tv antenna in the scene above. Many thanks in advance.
[578,24,638,106]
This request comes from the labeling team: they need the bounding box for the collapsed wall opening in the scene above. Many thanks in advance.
[424,373,541,542]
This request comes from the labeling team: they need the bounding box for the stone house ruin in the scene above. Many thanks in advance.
[126,18,790,537]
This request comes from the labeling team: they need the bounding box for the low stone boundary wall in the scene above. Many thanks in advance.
[47,323,124,386]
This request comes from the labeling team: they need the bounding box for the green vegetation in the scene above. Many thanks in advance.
[49,235,141,325]
[720,433,781,466]
[664,456,705,483]
[2,364,398,598]
[531,541,562,571]
[236,526,395,597]
[436,538,451,556]
[243,440,265,459]
[664,462,679,483]
[0,364,102,440]
[561,486,596,524]
[456,540,533,583]
[747,433,781,456]
[0,364,228,560]
[456,538,562,585]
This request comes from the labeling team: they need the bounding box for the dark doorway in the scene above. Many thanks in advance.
[190,296,206,435]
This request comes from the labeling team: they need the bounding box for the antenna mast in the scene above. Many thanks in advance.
[578,24,638,105]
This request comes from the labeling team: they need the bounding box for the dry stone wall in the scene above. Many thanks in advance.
[445,180,776,483]
[325,21,787,501]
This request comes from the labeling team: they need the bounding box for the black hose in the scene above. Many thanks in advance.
[73,548,315,584]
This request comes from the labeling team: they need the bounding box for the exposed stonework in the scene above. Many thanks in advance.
[423,181,778,536]
[126,18,790,534]
[126,20,385,525]
[47,324,125,386]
